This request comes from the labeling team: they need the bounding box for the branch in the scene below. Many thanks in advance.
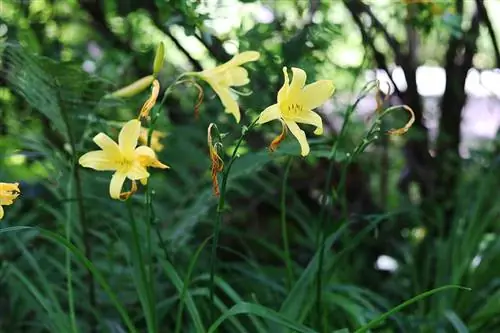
[161,27,204,71]
[344,1,401,96]
[475,0,500,68]
[194,33,231,63]
[348,0,402,58]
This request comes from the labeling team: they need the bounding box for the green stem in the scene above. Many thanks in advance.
[65,177,78,333]
[58,85,93,333]
[281,157,294,291]
[209,118,259,323]
[145,187,157,332]
[157,72,197,107]
[314,81,377,331]
[127,201,155,333]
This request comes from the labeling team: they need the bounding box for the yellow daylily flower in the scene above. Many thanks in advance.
[138,127,166,152]
[197,51,260,123]
[0,182,20,220]
[257,67,335,156]
[79,119,169,200]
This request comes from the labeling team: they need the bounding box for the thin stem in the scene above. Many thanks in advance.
[158,72,197,107]
[314,80,375,331]
[65,176,78,333]
[281,157,294,291]
[127,201,155,333]
[58,85,93,333]
[209,118,259,323]
[145,187,157,332]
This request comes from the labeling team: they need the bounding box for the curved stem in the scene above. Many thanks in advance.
[314,80,376,331]
[209,118,259,323]
[281,157,294,291]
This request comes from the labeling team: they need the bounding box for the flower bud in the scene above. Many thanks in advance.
[153,42,165,76]
[109,75,155,98]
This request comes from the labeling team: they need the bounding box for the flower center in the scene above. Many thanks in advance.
[282,102,304,118]
[117,158,134,171]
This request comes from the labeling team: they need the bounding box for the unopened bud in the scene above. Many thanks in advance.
[109,75,155,98]
[153,42,165,76]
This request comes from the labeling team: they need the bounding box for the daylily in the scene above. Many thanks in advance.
[197,51,260,123]
[138,127,166,152]
[0,182,20,219]
[257,67,335,156]
[79,119,169,200]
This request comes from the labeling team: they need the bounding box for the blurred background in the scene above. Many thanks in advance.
[1,0,500,332]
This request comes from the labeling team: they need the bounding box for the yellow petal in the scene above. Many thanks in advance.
[93,133,121,157]
[257,104,280,124]
[126,162,150,180]
[140,178,148,185]
[119,119,141,158]
[109,172,127,199]
[78,151,119,170]
[277,67,290,104]
[0,197,14,206]
[0,182,20,206]
[289,67,307,96]
[210,83,241,123]
[285,120,310,156]
[135,146,170,169]
[0,205,3,219]
[227,67,249,87]
[290,110,323,135]
[301,80,335,110]
[225,51,260,68]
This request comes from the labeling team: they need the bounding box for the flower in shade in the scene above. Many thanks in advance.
[139,127,166,152]
[0,182,20,219]
[257,67,335,156]
[197,51,260,123]
[79,119,169,200]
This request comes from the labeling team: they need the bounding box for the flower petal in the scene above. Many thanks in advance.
[109,171,127,199]
[135,146,170,169]
[78,151,119,171]
[301,80,335,110]
[290,110,323,135]
[126,162,150,180]
[277,67,290,104]
[93,133,121,157]
[0,205,4,219]
[289,67,307,96]
[210,83,241,123]
[257,104,280,124]
[225,51,260,68]
[285,120,310,156]
[227,67,249,86]
[119,119,141,158]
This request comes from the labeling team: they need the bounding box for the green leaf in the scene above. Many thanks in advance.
[207,302,317,333]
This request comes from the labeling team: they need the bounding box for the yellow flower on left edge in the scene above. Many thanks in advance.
[79,119,169,200]
[197,51,260,123]
[0,182,20,219]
